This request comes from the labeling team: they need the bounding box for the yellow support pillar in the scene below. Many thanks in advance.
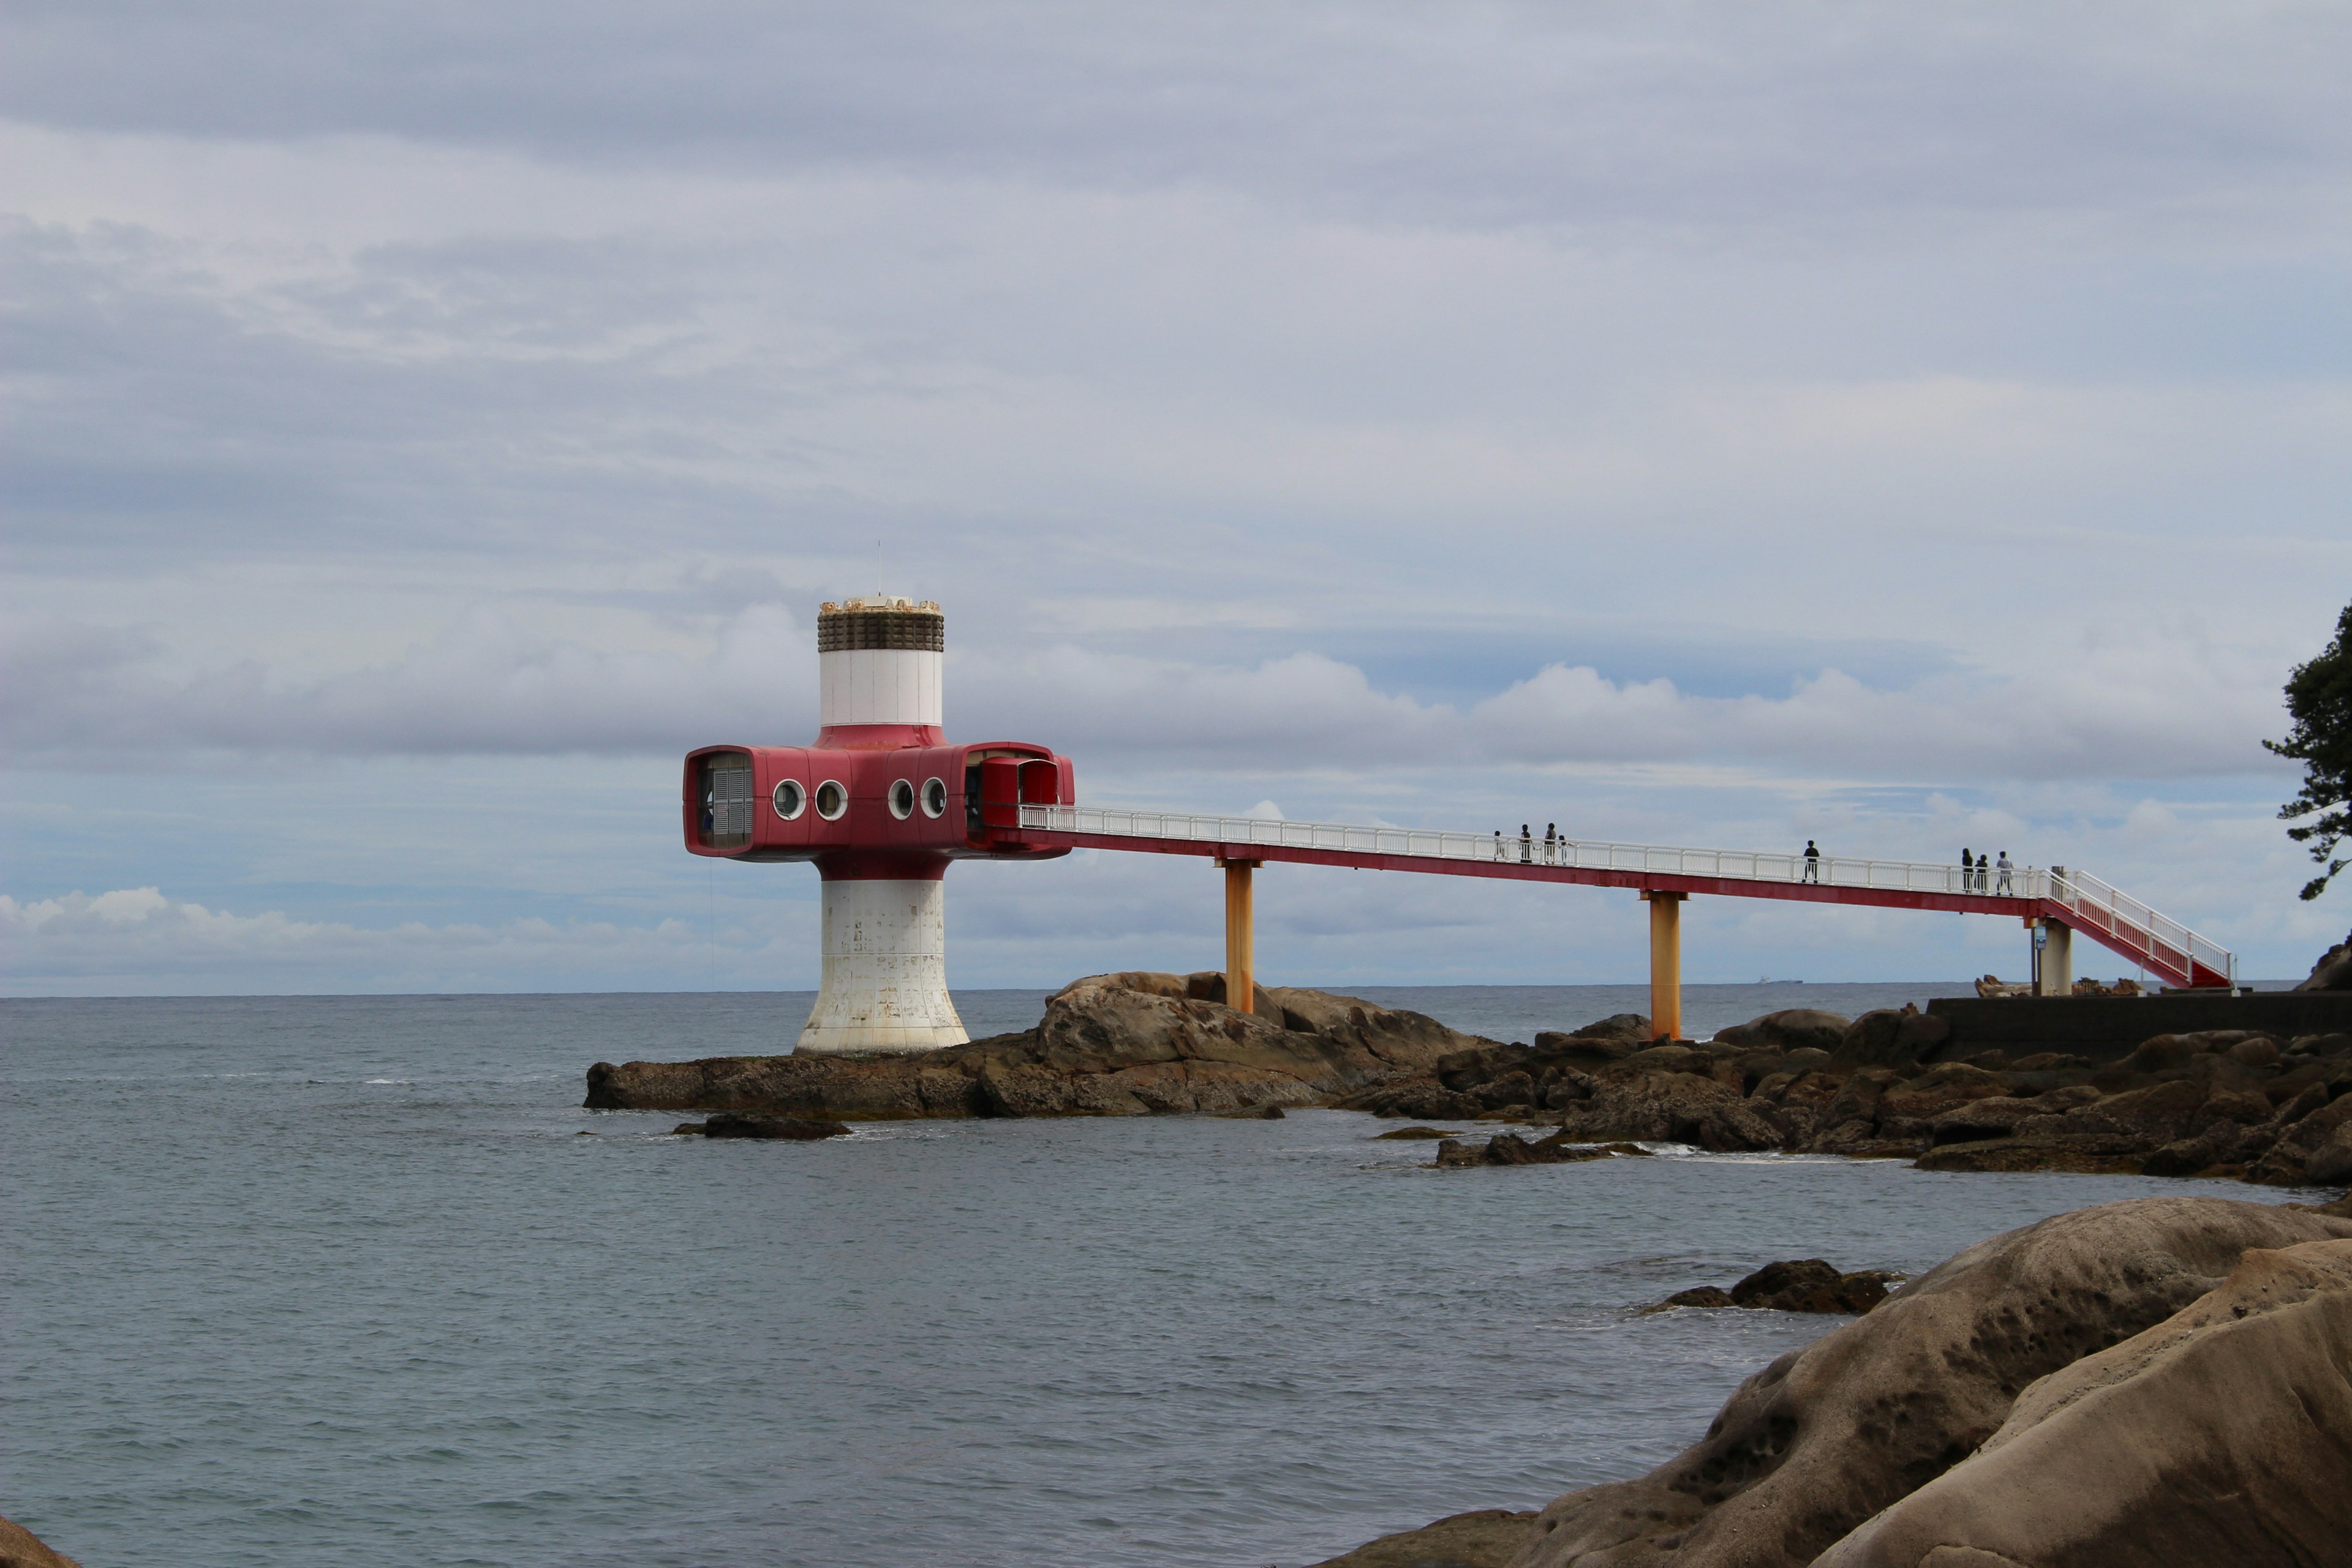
[1219,858,1259,1013]
[1643,891,1685,1041]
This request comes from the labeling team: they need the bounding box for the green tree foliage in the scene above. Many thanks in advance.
[2267,601,2352,900]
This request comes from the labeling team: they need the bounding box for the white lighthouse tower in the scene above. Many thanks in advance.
[682,595,1072,1055]
[797,595,965,1055]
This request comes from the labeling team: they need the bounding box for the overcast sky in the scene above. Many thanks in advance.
[6,1,2349,998]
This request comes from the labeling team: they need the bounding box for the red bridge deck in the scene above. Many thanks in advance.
[1005,805,2234,991]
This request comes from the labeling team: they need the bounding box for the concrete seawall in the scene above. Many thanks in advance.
[1927,992,2351,1061]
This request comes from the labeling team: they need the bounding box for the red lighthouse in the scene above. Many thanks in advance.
[683,595,1072,1052]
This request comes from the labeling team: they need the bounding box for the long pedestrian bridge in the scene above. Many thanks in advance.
[1008,804,2236,1034]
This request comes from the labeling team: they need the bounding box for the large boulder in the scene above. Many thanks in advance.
[585,973,1485,1120]
[1814,1237,2352,1567]
[1834,1008,1951,1068]
[2248,1090,2352,1186]
[1714,1009,1851,1055]
[1553,1071,1786,1152]
[1507,1197,2352,1568]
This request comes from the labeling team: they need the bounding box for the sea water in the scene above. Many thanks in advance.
[1,986,2309,1567]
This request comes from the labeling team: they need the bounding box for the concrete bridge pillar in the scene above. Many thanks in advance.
[1643,891,1685,1041]
[2034,918,2073,998]
[1219,858,1259,1014]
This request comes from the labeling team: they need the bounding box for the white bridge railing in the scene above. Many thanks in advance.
[2044,865,2236,988]
[1017,804,2234,984]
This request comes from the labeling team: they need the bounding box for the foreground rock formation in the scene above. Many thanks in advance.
[587,972,1482,1120]
[1513,1198,2352,1567]
[1312,1196,2352,1568]
[1815,1231,2352,1567]
[1339,1006,2352,1188]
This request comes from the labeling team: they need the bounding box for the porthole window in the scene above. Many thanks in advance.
[772,779,806,821]
[815,780,848,820]
[889,779,916,820]
[921,777,948,818]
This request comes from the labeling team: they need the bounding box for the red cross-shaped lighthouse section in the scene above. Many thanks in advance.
[682,596,1071,1054]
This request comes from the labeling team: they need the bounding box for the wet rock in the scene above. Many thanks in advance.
[2305,1123,2352,1185]
[1512,1197,2352,1568]
[1434,1131,1618,1167]
[2250,1093,2352,1187]
[2228,1035,2283,1067]
[1648,1262,1900,1316]
[1560,1012,1651,1042]
[1337,1082,1490,1120]
[1875,1063,2013,1134]
[1371,1126,1458,1140]
[2052,1077,2206,1143]
[1915,1136,2147,1174]
[1714,1008,1852,1055]
[1815,1237,2352,1568]
[702,1113,851,1140]
[1647,1286,1736,1312]
[1730,1259,1903,1314]
[1555,1072,1785,1152]
[1621,1043,1718,1076]
[1926,1096,2043,1146]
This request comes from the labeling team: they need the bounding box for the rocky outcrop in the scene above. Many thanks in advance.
[1649,1260,1901,1316]
[1347,1006,2352,1189]
[675,1113,851,1139]
[0,1515,83,1568]
[1336,1033,1789,1152]
[586,973,1485,1120]
[1433,1131,1639,1167]
[2300,929,2352,992]
[1507,1197,2352,1568]
[1814,1236,2352,1567]
[1832,1006,1950,1068]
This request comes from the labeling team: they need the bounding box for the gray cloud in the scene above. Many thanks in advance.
[0,598,2294,786]
[9,2,2349,235]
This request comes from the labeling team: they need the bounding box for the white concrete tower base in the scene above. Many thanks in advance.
[2035,920,2074,998]
[797,878,970,1054]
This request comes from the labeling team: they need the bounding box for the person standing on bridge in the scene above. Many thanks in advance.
[1544,823,1558,864]
[1520,824,1533,862]
[1494,830,1505,861]
[1960,849,1973,893]
[1803,840,1820,883]
[1996,851,2013,894]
